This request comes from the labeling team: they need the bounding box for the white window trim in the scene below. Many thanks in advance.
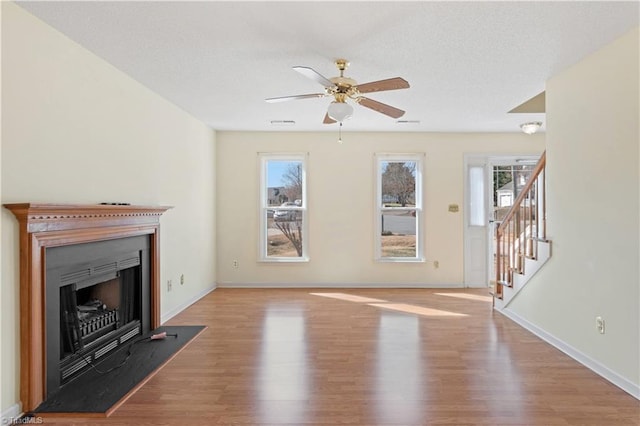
[258,153,309,262]
[374,153,425,262]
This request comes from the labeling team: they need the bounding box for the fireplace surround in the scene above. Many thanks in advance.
[3,203,171,412]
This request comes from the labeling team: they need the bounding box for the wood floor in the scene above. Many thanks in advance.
[42,288,639,425]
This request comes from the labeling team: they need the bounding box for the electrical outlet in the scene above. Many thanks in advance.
[233,260,239,268]
[596,316,605,334]
[433,260,439,269]
[180,274,185,285]
[167,279,173,292]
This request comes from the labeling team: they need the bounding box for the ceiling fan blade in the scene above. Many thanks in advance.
[355,77,410,94]
[265,93,326,103]
[323,113,337,124]
[358,97,405,119]
[293,66,336,88]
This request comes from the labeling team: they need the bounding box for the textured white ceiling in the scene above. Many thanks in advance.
[16,1,639,132]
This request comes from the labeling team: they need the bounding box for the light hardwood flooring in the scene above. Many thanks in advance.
[42,288,639,425]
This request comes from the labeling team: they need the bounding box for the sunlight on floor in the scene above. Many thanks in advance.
[309,292,387,303]
[435,292,493,303]
[368,303,468,317]
[310,292,468,317]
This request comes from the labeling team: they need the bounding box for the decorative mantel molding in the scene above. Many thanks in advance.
[4,203,171,233]
[3,203,172,413]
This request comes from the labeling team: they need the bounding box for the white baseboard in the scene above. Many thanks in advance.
[161,283,216,324]
[497,308,640,400]
[217,282,463,289]
[1,402,22,425]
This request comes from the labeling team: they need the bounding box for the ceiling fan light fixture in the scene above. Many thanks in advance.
[327,101,353,122]
[520,121,542,135]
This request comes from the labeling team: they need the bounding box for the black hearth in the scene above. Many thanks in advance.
[45,235,151,398]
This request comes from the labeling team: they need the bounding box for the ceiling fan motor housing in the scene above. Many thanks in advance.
[330,77,358,93]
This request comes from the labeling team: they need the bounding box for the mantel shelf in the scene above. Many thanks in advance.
[3,203,172,233]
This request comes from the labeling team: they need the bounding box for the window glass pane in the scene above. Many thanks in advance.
[266,210,304,258]
[267,160,303,207]
[381,210,417,257]
[469,166,485,226]
[380,161,417,207]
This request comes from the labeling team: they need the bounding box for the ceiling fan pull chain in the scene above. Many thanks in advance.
[338,122,343,144]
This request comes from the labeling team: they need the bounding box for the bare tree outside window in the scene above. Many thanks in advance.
[381,162,416,206]
[274,219,303,256]
[274,162,303,256]
[274,161,303,257]
[281,163,303,203]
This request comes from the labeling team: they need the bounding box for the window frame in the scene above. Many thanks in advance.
[259,153,309,262]
[375,153,425,262]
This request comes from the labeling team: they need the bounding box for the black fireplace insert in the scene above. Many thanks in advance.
[45,235,151,398]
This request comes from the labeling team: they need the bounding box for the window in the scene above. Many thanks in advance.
[375,154,424,261]
[259,154,308,261]
[468,165,485,226]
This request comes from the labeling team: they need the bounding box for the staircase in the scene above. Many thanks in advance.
[493,151,551,310]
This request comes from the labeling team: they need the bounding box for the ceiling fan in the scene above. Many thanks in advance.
[266,59,410,124]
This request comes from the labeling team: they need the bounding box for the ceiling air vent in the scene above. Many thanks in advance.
[270,120,296,126]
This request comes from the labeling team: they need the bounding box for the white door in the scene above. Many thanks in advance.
[463,157,490,287]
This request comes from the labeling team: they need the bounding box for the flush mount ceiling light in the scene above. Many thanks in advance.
[520,121,542,135]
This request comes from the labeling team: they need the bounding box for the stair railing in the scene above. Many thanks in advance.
[494,151,546,299]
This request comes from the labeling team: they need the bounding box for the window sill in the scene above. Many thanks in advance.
[259,257,310,263]
[375,257,425,263]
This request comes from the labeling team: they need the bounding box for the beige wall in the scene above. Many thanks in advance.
[216,131,544,286]
[1,2,216,413]
[510,27,639,391]
[0,0,3,413]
